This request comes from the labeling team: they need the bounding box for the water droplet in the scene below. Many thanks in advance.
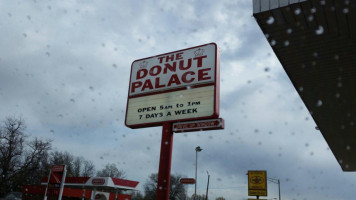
[308,15,314,21]
[112,64,117,68]
[270,40,276,46]
[316,100,323,107]
[266,16,275,24]
[339,159,343,164]
[27,16,31,20]
[335,93,340,98]
[343,8,349,13]
[294,8,301,15]
[89,86,94,91]
[286,28,292,34]
[284,40,290,46]
[313,52,318,57]
[70,98,75,103]
[23,33,27,37]
[315,26,324,35]
[346,145,351,150]
[146,146,151,150]
[265,33,270,38]
[310,8,316,13]
[159,186,162,190]
[50,130,55,133]
[179,94,184,98]
[186,86,191,90]
[264,67,270,72]
[334,55,339,60]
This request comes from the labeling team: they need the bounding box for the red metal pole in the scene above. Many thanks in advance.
[156,123,174,200]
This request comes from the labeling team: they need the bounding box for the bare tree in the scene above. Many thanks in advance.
[189,194,206,200]
[130,191,144,200]
[97,163,125,178]
[48,151,96,177]
[143,173,186,200]
[0,117,52,196]
[82,160,95,177]
[49,151,74,176]
[72,157,83,177]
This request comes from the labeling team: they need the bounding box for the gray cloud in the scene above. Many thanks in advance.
[0,0,355,200]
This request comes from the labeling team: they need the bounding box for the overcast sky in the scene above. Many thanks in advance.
[1,0,355,199]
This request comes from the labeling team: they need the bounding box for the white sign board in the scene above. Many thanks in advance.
[125,43,220,128]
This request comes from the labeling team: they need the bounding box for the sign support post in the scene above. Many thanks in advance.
[156,123,174,200]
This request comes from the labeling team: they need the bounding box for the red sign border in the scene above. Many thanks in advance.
[125,43,220,129]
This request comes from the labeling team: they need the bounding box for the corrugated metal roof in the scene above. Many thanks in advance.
[253,0,356,171]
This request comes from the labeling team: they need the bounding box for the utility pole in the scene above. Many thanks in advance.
[194,146,202,199]
[267,177,281,200]
[278,179,281,200]
[205,171,210,200]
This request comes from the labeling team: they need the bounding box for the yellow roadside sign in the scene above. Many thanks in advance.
[248,199,267,200]
[248,170,267,196]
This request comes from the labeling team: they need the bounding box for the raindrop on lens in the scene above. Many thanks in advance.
[266,16,275,24]
[284,40,290,46]
[294,8,301,15]
[270,40,276,46]
[315,26,324,35]
[316,100,323,107]
[286,28,292,34]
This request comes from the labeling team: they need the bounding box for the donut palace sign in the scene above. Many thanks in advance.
[125,43,220,128]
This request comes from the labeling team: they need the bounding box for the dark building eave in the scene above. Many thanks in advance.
[253,0,356,171]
